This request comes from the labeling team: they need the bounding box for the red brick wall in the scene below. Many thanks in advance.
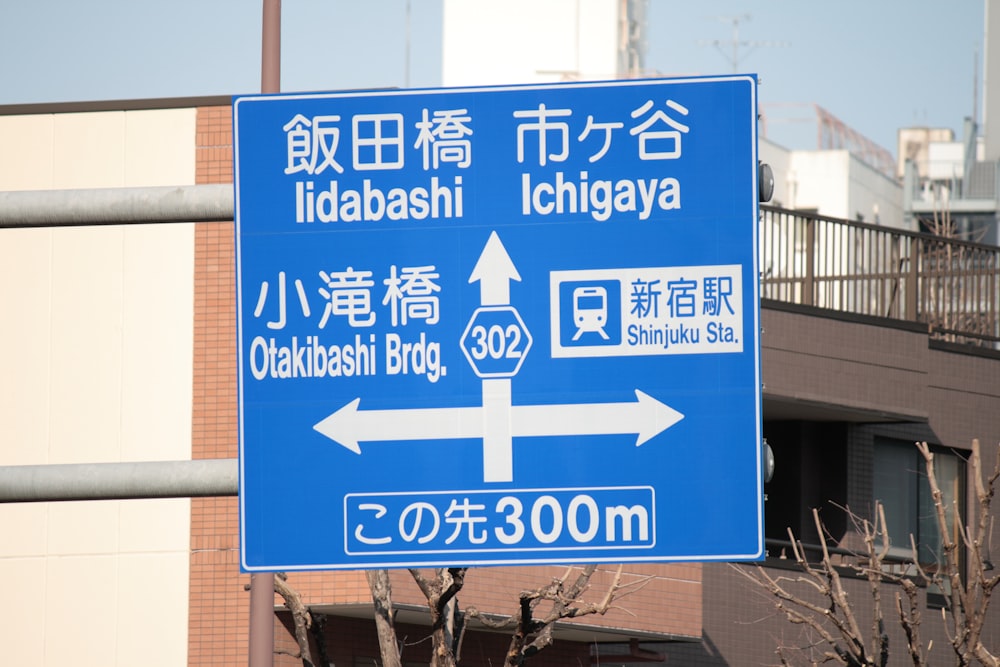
[190,104,252,666]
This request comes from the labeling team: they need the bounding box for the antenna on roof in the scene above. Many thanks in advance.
[974,45,979,128]
[700,14,788,73]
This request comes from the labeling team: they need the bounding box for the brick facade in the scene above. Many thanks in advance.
[190,103,1000,665]
[190,104,249,665]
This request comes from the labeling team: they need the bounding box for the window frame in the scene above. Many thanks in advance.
[872,437,966,603]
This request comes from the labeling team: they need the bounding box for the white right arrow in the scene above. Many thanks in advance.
[510,390,684,446]
[468,231,521,306]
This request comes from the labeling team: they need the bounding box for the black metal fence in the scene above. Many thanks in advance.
[760,206,1000,348]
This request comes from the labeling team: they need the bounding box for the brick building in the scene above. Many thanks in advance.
[1,93,998,666]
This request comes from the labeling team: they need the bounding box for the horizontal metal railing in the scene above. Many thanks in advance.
[760,206,1000,348]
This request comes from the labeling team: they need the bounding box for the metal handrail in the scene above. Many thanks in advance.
[760,205,1000,348]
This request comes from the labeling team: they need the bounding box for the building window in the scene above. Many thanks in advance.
[873,437,964,569]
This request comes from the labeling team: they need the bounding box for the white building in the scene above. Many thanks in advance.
[762,137,904,228]
[442,0,627,86]
[899,1,1000,246]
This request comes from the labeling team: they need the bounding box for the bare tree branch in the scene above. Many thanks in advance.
[367,569,402,667]
[406,568,468,667]
[920,440,1000,667]
[461,565,648,667]
[742,440,1000,667]
[273,572,315,667]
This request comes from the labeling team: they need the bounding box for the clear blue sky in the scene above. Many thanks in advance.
[0,0,985,155]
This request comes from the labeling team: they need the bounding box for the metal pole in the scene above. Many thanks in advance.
[908,235,920,321]
[253,1,281,663]
[0,184,234,228]
[261,0,281,94]
[0,459,237,502]
[249,571,276,667]
[804,217,815,307]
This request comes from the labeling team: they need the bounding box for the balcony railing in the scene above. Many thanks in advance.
[760,206,1000,348]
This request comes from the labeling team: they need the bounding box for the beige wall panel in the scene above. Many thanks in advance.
[0,228,53,461]
[0,106,196,667]
[46,226,124,464]
[118,498,190,553]
[120,224,194,462]
[0,557,47,664]
[43,555,118,664]
[51,111,126,188]
[116,552,189,667]
[46,501,119,554]
[124,108,197,186]
[0,504,49,557]
[0,115,55,188]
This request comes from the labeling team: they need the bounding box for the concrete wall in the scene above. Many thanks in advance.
[761,305,1000,449]
[0,109,196,666]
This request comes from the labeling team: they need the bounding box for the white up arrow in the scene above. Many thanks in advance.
[468,230,521,307]
[469,231,520,481]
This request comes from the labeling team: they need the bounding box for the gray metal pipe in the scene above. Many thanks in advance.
[0,184,234,228]
[0,458,238,502]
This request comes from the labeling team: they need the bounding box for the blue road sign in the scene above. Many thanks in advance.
[234,76,764,571]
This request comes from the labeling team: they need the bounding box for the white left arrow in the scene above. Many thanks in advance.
[313,398,483,455]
